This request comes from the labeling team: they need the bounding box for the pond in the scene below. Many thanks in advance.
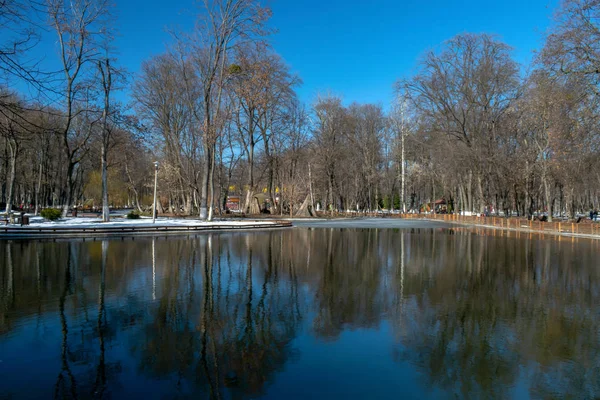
[1,221,599,399]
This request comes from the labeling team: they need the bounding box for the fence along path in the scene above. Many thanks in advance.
[313,210,599,237]
[402,213,600,237]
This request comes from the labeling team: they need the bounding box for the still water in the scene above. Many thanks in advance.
[1,223,599,399]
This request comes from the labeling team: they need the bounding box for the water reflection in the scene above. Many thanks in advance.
[0,228,599,398]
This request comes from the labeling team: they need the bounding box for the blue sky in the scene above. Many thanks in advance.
[267,0,558,107]
[35,0,559,108]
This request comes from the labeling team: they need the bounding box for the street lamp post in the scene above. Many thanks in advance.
[152,161,159,224]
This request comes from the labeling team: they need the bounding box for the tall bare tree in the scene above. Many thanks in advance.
[98,58,112,221]
[313,95,348,212]
[186,0,271,220]
[47,0,112,216]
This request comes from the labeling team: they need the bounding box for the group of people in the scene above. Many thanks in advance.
[590,210,599,222]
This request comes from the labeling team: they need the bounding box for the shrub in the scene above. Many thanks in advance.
[40,208,62,221]
[126,211,141,219]
[382,195,391,210]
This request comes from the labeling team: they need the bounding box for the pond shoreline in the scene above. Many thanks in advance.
[0,219,292,239]
[3,214,598,240]
[285,215,600,240]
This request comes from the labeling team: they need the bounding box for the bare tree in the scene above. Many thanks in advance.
[98,58,112,221]
[541,0,600,94]
[186,0,271,221]
[47,0,112,216]
[228,43,298,213]
[400,33,520,214]
[312,95,348,212]
[255,50,299,215]
[228,45,263,213]
[0,100,22,213]
[133,53,197,214]
[390,94,411,212]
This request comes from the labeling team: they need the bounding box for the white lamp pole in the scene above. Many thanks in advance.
[152,161,159,224]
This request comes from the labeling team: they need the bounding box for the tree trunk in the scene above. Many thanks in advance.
[184,193,192,215]
[199,143,210,220]
[34,161,42,215]
[101,145,109,222]
[61,160,75,217]
[327,166,335,213]
[477,174,485,214]
[243,142,255,213]
[262,133,277,215]
[207,145,216,221]
[543,171,552,222]
[5,139,17,214]
[99,59,112,222]
[467,170,473,213]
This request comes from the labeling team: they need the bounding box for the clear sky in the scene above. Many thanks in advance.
[36,0,560,108]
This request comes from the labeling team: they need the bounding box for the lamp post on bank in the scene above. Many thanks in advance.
[152,161,159,224]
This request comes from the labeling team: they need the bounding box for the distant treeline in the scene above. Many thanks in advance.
[1,0,599,220]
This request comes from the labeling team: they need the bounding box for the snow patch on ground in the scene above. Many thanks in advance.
[22,216,279,229]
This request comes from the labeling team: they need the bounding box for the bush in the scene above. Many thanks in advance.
[40,208,62,221]
[126,211,141,219]
[382,195,391,210]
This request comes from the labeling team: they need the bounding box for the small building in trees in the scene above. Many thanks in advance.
[226,196,241,211]
[422,198,447,213]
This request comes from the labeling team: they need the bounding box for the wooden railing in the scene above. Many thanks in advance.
[401,213,600,237]
[313,210,599,236]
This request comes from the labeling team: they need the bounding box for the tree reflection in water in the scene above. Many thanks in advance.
[388,229,600,399]
[54,243,77,399]
[128,233,302,398]
[0,228,599,398]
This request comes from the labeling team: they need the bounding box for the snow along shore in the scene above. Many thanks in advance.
[22,216,280,229]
